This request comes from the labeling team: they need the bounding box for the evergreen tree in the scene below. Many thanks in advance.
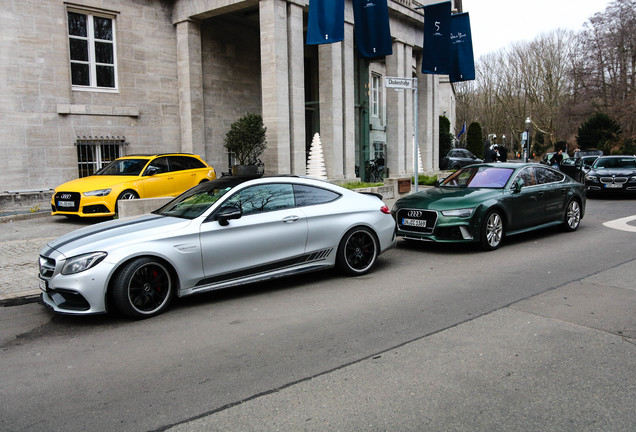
[576,113,621,154]
[466,122,483,158]
[438,116,453,163]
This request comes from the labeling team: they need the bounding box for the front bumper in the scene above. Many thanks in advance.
[394,208,477,243]
[39,252,112,315]
[51,193,116,217]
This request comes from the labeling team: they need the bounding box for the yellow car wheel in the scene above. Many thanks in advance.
[115,190,139,214]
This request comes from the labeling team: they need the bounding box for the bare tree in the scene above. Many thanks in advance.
[578,0,635,136]
[456,0,635,155]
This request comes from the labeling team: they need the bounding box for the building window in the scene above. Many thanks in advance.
[76,137,126,177]
[371,74,381,117]
[67,10,117,90]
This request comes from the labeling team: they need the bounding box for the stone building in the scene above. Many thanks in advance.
[0,0,459,192]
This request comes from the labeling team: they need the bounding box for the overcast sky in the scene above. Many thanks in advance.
[463,0,614,60]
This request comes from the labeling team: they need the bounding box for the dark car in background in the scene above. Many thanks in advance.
[561,150,603,182]
[540,151,571,166]
[585,155,636,196]
[440,148,483,170]
[392,163,585,251]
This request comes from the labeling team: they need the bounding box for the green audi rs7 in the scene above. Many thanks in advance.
[392,163,586,250]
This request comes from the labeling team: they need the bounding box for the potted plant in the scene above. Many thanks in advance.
[223,113,267,176]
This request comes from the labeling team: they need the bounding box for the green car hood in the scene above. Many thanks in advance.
[395,187,503,211]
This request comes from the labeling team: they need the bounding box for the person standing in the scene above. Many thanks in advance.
[498,145,508,162]
[552,149,564,169]
[484,145,497,163]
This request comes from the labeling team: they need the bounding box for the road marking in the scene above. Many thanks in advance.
[603,215,636,232]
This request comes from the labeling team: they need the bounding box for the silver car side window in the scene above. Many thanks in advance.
[225,184,295,216]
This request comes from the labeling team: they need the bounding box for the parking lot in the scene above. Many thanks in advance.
[1,198,635,431]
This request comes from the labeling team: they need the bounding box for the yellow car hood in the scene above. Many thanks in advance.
[55,175,138,192]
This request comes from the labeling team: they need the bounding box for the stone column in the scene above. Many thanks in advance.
[417,53,439,171]
[259,0,291,174]
[342,21,356,179]
[318,42,344,179]
[176,19,205,157]
[385,40,408,176]
[287,2,306,175]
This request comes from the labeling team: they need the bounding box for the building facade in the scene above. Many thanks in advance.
[0,0,457,192]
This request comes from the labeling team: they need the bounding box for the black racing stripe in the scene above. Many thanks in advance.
[47,215,165,251]
[195,248,334,287]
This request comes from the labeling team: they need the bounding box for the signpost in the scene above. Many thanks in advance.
[385,77,419,191]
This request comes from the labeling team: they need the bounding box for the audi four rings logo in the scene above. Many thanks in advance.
[407,210,423,218]
[60,194,72,199]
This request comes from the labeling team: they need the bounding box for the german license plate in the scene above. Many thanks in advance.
[604,184,622,188]
[402,218,426,227]
[39,278,47,292]
[57,201,74,207]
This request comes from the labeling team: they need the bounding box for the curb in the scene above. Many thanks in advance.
[0,211,50,223]
[0,294,41,307]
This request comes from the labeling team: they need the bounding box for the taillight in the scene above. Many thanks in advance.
[380,205,391,214]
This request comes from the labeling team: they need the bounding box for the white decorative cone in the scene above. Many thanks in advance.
[306,132,328,180]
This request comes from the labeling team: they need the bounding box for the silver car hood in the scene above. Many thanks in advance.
[41,214,192,258]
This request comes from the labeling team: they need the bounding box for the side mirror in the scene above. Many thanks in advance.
[513,178,524,193]
[216,205,242,226]
[145,166,160,176]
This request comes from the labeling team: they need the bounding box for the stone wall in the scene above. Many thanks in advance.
[0,0,182,192]
[0,191,53,214]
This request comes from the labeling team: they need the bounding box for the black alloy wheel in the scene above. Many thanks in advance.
[337,227,378,275]
[113,257,173,318]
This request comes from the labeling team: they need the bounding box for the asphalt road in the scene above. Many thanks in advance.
[1,198,635,431]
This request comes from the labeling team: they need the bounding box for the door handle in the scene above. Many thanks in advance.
[282,215,300,223]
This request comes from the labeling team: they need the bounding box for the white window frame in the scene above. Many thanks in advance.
[67,8,118,92]
[371,74,381,117]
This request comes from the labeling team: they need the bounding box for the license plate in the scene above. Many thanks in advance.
[402,218,426,228]
[39,278,47,292]
[605,184,622,188]
[57,201,75,207]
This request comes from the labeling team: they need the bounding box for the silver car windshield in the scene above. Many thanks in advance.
[156,178,243,219]
[441,166,514,188]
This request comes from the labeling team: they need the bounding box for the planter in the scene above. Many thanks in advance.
[232,165,260,176]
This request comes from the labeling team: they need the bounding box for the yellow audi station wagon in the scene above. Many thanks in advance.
[51,154,216,218]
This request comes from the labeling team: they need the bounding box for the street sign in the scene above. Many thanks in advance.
[385,77,414,89]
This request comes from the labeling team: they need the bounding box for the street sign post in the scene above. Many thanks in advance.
[385,77,415,89]
[385,77,419,191]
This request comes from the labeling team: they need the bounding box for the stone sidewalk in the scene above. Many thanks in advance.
[0,212,60,302]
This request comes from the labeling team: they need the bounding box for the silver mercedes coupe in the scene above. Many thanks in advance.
[39,176,397,318]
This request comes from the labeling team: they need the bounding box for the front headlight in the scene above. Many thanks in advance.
[585,175,599,183]
[61,252,107,275]
[84,189,112,197]
[441,208,474,218]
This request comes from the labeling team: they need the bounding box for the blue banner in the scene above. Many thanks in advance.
[449,13,475,82]
[306,0,345,45]
[352,0,393,58]
[421,1,452,74]
[457,122,466,138]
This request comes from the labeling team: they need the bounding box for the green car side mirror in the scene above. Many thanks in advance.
[513,178,524,192]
